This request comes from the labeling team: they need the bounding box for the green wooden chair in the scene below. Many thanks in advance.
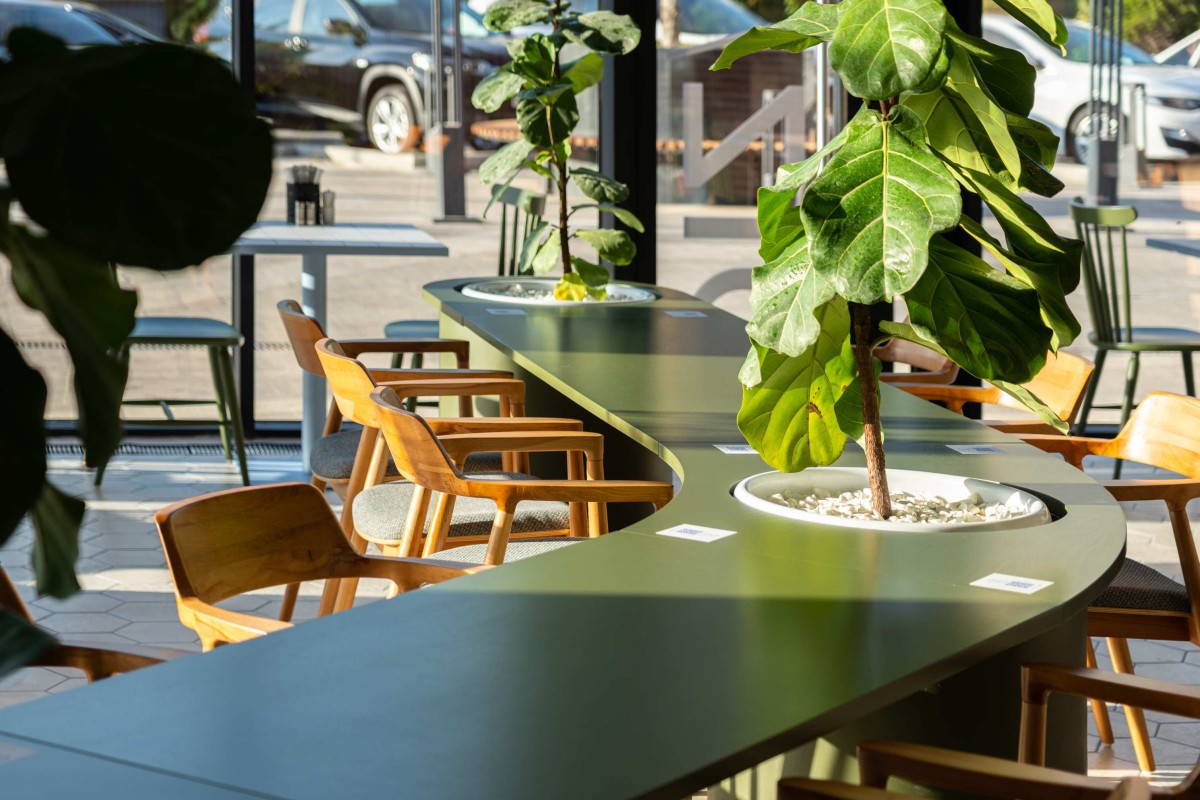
[107,316,249,486]
[1068,199,1200,439]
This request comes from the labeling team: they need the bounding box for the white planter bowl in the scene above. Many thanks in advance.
[461,277,657,305]
[734,468,1052,532]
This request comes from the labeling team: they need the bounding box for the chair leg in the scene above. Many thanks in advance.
[278,582,300,622]
[1086,637,1114,745]
[484,501,516,565]
[215,347,251,486]
[404,352,423,412]
[1107,637,1156,772]
[1184,352,1196,397]
[1115,353,1140,479]
[1074,348,1106,436]
[207,347,232,460]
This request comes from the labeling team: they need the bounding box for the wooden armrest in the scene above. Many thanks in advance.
[352,554,487,591]
[891,383,1000,413]
[491,479,674,506]
[778,778,906,800]
[856,741,1113,800]
[179,599,291,644]
[38,642,190,680]
[1018,434,1113,465]
[1022,663,1200,718]
[378,378,525,402]
[427,417,582,435]
[439,431,604,462]
[338,338,469,367]
[367,368,511,382]
[1099,478,1200,503]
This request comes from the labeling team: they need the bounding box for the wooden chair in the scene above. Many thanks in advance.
[370,386,675,565]
[316,338,588,609]
[876,339,960,385]
[1069,200,1200,437]
[894,351,1095,434]
[778,665,1175,800]
[155,482,480,646]
[1,566,186,680]
[1020,392,1200,772]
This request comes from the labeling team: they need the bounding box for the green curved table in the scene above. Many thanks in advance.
[0,280,1126,800]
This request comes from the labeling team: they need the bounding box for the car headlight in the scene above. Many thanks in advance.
[1149,96,1200,111]
[412,52,431,71]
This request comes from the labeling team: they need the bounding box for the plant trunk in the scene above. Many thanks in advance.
[551,0,572,274]
[850,302,891,519]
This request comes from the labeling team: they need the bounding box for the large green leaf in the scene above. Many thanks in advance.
[571,204,644,233]
[905,236,1051,384]
[571,257,611,291]
[572,168,629,203]
[0,329,47,546]
[710,2,838,70]
[959,217,1079,350]
[903,43,1021,184]
[737,299,856,472]
[830,0,949,100]
[471,69,525,113]
[992,380,1069,433]
[952,164,1082,294]
[516,91,579,148]
[802,107,961,304]
[483,0,551,32]
[1008,112,1059,169]
[0,610,54,680]
[562,52,604,93]
[506,35,556,84]
[992,0,1068,51]
[4,43,271,269]
[480,140,535,185]
[562,11,641,55]
[3,223,135,472]
[577,229,635,266]
[745,237,837,357]
[30,482,83,598]
[944,20,1034,117]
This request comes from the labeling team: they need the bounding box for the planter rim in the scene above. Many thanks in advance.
[733,467,1052,532]
[460,277,658,305]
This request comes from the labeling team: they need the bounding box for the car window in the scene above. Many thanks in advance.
[257,0,294,32]
[675,0,765,35]
[0,4,118,45]
[302,0,352,34]
[356,0,487,36]
[1063,24,1156,66]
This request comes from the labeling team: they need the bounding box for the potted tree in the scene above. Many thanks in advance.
[467,0,650,303]
[713,0,1083,529]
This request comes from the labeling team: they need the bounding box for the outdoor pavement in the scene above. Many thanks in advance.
[2,139,1200,785]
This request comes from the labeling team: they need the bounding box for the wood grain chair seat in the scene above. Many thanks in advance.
[310,427,501,483]
[108,315,249,486]
[1094,558,1190,613]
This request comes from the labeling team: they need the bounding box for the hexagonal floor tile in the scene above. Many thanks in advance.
[37,612,128,634]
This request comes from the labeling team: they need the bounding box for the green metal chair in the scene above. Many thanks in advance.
[1068,198,1200,438]
[106,316,249,486]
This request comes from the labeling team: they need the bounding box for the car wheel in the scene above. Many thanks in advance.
[366,85,420,154]
[1068,104,1118,166]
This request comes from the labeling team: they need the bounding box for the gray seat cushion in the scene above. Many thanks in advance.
[127,316,242,345]
[353,473,571,542]
[431,538,584,565]
[383,320,440,339]
[1092,558,1190,613]
[311,428,502,481]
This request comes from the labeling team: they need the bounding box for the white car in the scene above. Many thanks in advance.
[983,14,1200,162]
[1156,29,1200,70]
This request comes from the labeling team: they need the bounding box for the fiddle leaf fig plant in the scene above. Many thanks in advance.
[714,0,1082,519]
[472,0,642,301]
[0,30,271,671]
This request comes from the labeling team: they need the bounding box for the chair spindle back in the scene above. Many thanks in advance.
[1069,198,1138,346]
[494,185,547,276]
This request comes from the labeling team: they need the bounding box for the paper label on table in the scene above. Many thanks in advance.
[657,523,737,543]
[666,310,707,318]
[970,573,1053,595]
[486,308,526,316]
[714,444,758,454]
[946,444,1004,455]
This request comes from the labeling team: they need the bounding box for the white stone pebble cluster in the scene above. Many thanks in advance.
[769,488,1027,525]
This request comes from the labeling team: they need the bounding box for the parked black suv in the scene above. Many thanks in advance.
[0,0,159,59]
[199,0,510,153]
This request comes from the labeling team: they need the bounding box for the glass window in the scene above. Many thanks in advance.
[302,0,352,34]
[355,0,488,37]
[257,0,295,32]
[676,0,765,36]
[1063,24,1156,65]
[0,4,118,45]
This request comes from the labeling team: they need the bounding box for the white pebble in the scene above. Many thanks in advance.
[768,487,1024,525]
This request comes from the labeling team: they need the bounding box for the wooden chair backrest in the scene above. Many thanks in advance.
[1112,392,1200,479]
[277,299,327,376]
[493,185,546,276]
[0,566,32,622]
[156,483,360,604]
[372,386,470,496]
[876,339,959,384]
[997,350,1095,424]
[1069,198,1138,345]
[315,337,384,428]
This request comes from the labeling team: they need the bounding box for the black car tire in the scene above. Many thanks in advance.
[366,84,421,154]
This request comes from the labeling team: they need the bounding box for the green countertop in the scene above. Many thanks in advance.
[0,280,1126,800]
